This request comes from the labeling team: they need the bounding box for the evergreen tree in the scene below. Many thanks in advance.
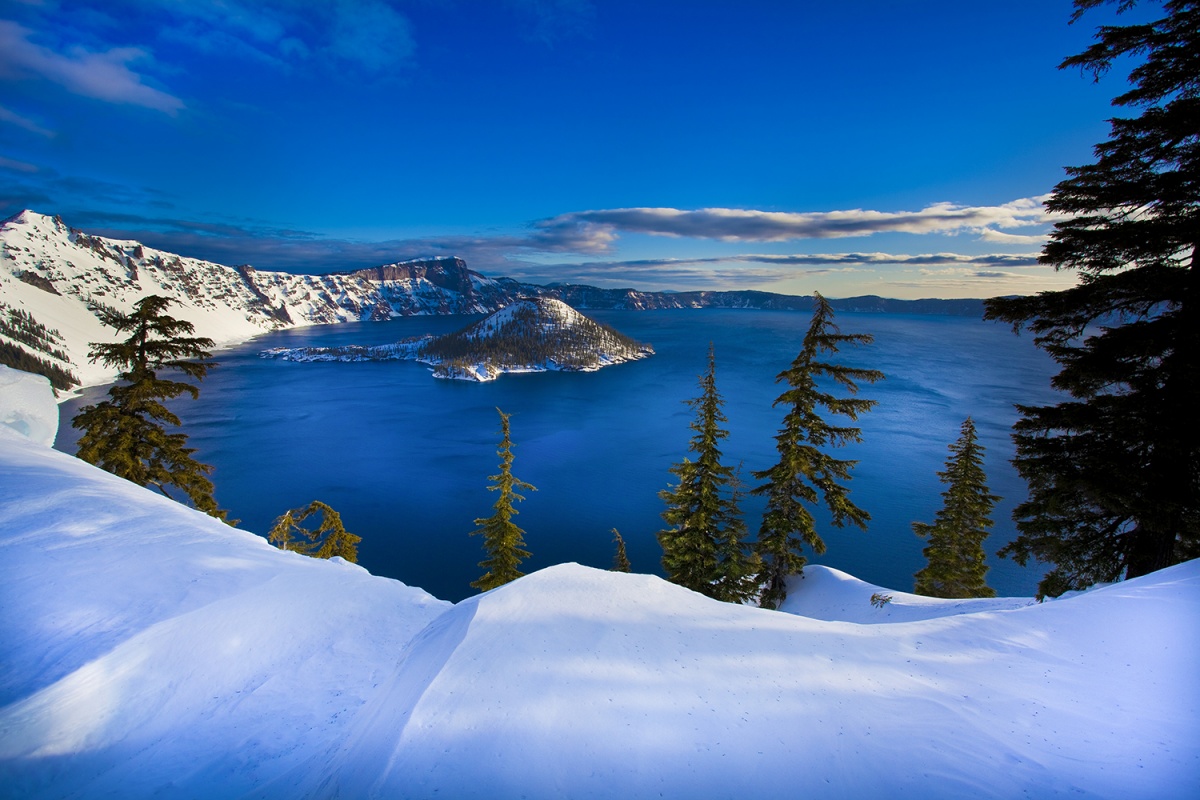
[984,0,1199,595]
[611,528,632,572]
[72,295,229,520]
[913,418,999,598]
[658,344,758,603]
[752,293,883,609]
[471,408,536,591]
[268,500,361,562]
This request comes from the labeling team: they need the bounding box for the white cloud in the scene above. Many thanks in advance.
[0,21,183,114]
[979,229,1049,245]
[533,198,1051,246]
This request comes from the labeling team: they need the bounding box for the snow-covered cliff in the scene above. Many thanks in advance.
[0,211,520,393]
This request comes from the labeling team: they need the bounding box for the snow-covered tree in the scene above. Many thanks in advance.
[73,295,228,521]
[471,408,536,591]
[913,418,999,598]
[752,293,883,609]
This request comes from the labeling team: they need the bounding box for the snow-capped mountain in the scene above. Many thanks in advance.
[1,366,1195,799]
[0,211,524,392]
[262,297,654,381]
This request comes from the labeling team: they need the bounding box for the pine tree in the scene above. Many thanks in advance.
[658,344,758,603]
[752,293,883,609]
[72,295,229,520]
[268,500,361,562]
[611,528,632,572]
[913,418,999,598]
[984,0,1199,595]
[471,408,536,591]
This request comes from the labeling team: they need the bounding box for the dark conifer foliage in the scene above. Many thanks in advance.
[268,500,361,562]
[913,418,999,598]
[471,408,537,592]
[611,528,632,573]
[72,295,229,520]
[752,293,883,609]
[658,344,758,603]
[984,0,1199,595]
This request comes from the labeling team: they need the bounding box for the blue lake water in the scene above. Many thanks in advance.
[56,309,1061,603]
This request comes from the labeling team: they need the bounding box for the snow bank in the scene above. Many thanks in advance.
[0,426,449,798]
[780,564,1037,623]
[0,387,1196,797]
[0,365,58,446]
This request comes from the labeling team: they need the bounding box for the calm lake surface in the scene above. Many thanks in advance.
[56,309,1061,602]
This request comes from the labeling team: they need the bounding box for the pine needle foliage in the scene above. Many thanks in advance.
[611,528,632,572]
[913,418,999,598]
[471,408,536,591]
[72,295,229,521]
[658,344,758,603]
[268,500,361,562]
[984,0,1199,595]
[752,293,884,609]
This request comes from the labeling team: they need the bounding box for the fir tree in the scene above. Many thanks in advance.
[658,344,758,603]
[913,418,999,598]
[984,0,1199,595]
[611,528,632,572]
[752,293,883,609]
[72,295,229,520]
[471,408,536,591]
[268,500,361,562]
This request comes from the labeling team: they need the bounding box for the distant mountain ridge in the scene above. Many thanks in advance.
[0,210,984,393]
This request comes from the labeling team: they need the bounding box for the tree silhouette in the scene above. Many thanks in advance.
[984,0,1199,594]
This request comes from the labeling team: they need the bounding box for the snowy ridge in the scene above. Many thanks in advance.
[0,368,1196,798]
[262,297,654,382]
[0,211,518,394]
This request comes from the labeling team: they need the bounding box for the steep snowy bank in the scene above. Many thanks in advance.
[0,368,1196,798]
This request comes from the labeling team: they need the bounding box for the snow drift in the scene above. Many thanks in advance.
[0,367,1196,798]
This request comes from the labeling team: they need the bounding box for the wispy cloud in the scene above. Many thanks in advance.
[151,0,417,74]
[532,198,1050,248]
[0,21,184,114]
[503,251,1045,289]
[0,104,54,137]
[0,155,39,173]
[506,0,596,45]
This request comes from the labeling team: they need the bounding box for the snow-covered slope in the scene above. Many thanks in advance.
[0,367,1196,798]
[0,211,518,394]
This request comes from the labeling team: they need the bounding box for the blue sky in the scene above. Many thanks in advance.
[0,0,1143,298]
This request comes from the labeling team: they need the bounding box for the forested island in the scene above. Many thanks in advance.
[260,297,653,381]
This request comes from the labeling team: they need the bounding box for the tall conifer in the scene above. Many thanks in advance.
[752,293,883,609]
[913,418,999,598]
[73,295,228,520]
[984,0,1199,594]
[471,408,536,591]
[658,344,757,603]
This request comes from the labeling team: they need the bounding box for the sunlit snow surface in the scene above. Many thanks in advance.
[1,370,1197,799]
